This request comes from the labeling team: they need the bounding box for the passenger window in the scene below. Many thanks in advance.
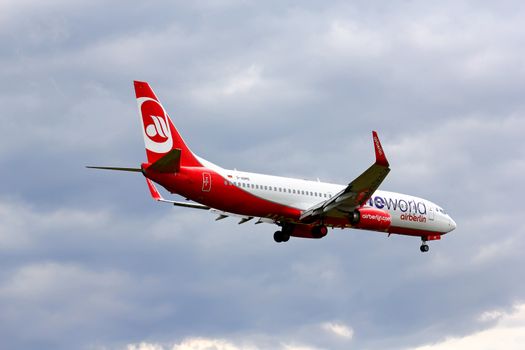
[293,189,296,194]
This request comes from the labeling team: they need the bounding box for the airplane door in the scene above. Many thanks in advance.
[428,207,434,221]
[202,172,211,192]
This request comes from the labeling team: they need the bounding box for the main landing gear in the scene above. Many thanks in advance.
[273,224,328,243]
[420,238,430,253]
[273,230,290,243]
[274,223,293,243]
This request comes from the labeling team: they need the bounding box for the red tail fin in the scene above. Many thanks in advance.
[134,81,202,166]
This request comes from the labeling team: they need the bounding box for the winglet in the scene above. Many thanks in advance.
[372,131,389,167]
[146,178,162,201]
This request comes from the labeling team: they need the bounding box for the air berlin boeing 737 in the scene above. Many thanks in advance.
[88,81,456,252]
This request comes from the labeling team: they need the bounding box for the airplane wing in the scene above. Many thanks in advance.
[300,131,390,221]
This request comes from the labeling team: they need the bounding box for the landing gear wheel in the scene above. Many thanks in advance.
[420,244,429,252]
[274,231,290,243]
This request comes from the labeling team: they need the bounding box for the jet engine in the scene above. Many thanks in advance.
[349,207,391,231]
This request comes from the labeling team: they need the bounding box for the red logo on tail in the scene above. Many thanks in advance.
[145,115,169,142]
[138,97,173,153]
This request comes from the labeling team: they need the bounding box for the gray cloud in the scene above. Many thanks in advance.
[1,1,525,349]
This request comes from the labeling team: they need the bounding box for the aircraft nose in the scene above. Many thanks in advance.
[448,217,457,231]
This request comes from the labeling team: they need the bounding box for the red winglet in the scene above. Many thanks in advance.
[372,131,389,167]
[134,80,158,100]
[146,178,162,201]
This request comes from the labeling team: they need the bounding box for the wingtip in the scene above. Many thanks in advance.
[372,131,389,167]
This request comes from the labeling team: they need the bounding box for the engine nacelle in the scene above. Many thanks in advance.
[350,207,391,231]
[289,224,328,239]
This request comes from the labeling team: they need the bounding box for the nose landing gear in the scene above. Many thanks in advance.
[419,234,441,252]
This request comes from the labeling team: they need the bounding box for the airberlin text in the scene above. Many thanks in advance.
[368,196,427,223]
[361,213,391,224]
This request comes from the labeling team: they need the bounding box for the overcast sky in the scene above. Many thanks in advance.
[1,1,525,349]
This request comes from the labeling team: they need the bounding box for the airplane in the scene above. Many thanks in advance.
[88,81,456,252]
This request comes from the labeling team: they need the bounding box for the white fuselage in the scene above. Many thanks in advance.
[199,157,456,234]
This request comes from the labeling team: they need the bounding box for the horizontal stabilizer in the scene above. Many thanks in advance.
[148,148,181,173]
[86,166,142,172]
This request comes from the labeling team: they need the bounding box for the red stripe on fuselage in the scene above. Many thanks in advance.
[388,225,445,237]
[145,166,303,221]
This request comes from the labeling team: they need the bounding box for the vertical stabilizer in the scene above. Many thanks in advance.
[134,81,202,166]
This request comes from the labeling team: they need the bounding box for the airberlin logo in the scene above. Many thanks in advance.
[146,115,169,141]
[361,213,390,223]
[400,213,427,223]
[138,97,173,153]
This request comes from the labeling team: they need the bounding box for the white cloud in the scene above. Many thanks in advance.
[126,337,329,350]
[321,19,386,59]
[189,64,264,102]
[321,322,354,339]
[478,309,505,323]
[171,338,254,350]
[0,197,111,250]
[409,304,525,350]
[0,261,137,345]
[222,65,263,96]
[127,343,164,350]
[281,344,324,350]
[127,338,258,350]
